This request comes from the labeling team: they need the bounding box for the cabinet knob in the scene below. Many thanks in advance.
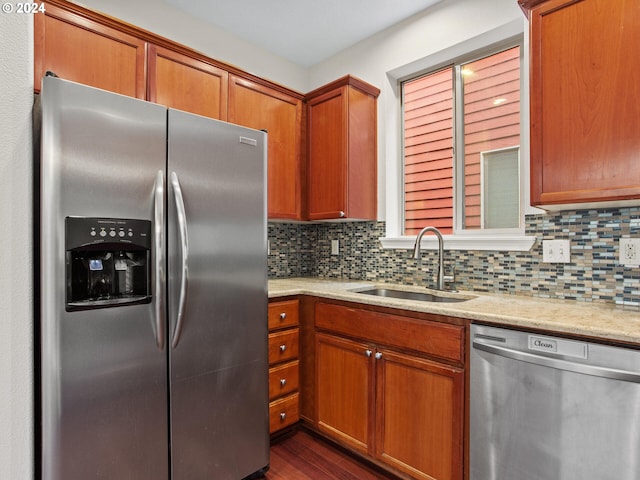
[374,352,383,360]
[280,412,286,421]
[279,344,287,352]
[339,211,345,218]
[280,312,287,320]
[365,349,373,357]
[280,378,287,387]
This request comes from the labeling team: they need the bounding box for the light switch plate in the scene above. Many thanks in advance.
[619,238,640,266]
[542,239,570,263]
[331,239,339,256]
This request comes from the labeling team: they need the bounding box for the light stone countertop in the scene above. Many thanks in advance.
[268,277,640,346]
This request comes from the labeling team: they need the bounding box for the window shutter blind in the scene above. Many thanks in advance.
[403,68,454,236]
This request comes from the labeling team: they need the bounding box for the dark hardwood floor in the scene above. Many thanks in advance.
[266,429,399,480]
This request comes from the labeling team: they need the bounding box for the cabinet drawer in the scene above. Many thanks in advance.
[268,328,299,365]
[268,300,299,330]
[269,393,299,433]
[315,302,464,363]
[269,360,299,401]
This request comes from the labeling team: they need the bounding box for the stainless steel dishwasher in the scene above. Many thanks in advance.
[470,323,640,480]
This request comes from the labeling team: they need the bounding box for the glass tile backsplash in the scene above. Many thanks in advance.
[268,207,640,307]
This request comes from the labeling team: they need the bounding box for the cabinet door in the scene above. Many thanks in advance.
[34,3,146,97]
[147,45,228,120]
[346,86,378,220]
[307,87,348,219]
[316,333,373,455]
[375,349,464,480]
[528,0,640,207]
[306,77,378,220]
[228,75,303,220]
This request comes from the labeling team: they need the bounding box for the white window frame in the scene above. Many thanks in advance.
[380,19,539,252]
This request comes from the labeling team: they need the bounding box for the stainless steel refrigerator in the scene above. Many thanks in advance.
[36,76,270,480]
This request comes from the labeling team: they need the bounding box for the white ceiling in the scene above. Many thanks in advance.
[165,0,443,67]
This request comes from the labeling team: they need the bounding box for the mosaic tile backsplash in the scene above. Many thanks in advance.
[268,207,640,307]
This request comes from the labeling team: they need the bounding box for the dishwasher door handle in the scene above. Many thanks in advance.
[473,340,640,383]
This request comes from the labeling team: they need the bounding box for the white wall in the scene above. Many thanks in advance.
[308,0,524,89]
[0,12,34,480]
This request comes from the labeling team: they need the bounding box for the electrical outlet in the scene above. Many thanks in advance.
[331,239,339,256]
[619,238,640,266]
[542,239,570,263]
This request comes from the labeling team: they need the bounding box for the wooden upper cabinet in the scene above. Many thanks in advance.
[228,75,303,220]
[34,2,146,98]
[522,0,640,209]
[147,45,228,120]
[306,76,379,220]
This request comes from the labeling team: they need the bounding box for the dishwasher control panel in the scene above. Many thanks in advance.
[528,335,588,359]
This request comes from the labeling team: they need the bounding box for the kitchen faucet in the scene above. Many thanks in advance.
[412,226,445,290]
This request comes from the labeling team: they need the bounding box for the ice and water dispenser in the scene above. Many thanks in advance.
[65,217,152,311]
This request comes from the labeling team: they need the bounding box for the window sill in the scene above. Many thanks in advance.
[379,234,537,252]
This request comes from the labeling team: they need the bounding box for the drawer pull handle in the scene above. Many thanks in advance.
[375,352,383,360]
[280,412,286,421]
[280,312,287,320]
[280,344,287,352]
[280,378,287,387]
[365,349,373,357]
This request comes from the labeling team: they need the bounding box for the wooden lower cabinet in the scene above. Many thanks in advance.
[268,299,301,433]
[316,333,373,455]
[269,393,299,433]
[375,349,464,480]
[315,302,465,480]
[269,361,299,401]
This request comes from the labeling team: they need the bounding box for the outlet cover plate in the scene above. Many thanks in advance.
[542,239,571,263]
[620,238,640,266]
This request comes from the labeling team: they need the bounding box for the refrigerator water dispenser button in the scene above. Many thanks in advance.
[89,259,103,271]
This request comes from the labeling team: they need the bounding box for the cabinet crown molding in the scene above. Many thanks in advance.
[305,75,380,100]
[518,0,549,10]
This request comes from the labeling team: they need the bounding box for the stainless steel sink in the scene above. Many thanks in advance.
[355,288,470,303]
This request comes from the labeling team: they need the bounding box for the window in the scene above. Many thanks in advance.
[481,147,520,229]
[403,45,522,236]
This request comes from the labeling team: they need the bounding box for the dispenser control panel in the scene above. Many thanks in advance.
[65,217,151,250]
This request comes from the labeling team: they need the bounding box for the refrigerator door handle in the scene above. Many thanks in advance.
[170,171,189,348]
[153,170,166,350]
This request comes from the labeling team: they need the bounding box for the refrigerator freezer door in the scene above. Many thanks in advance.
[167,109,269,479]
[39,77,169,480]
